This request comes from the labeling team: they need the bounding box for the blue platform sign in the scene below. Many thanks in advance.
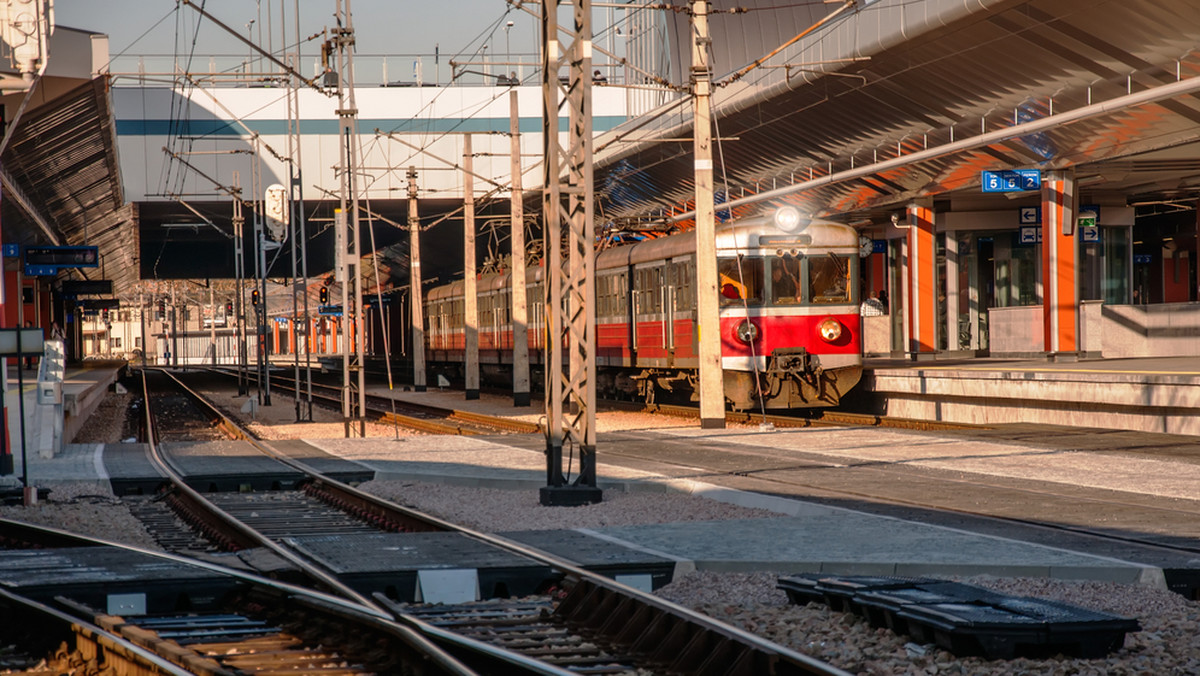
[24,265,57,277]
[2,244,18,258]
[318,305,343,316]
[982,169,1041,193]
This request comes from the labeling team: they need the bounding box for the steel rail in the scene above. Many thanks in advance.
[0,587,197,676]
[0,518,479,675]
[146,371,584,675]
[142,370,389,607]
[154,371,852,675]
[139,368,488,675]
[618,399,985,431]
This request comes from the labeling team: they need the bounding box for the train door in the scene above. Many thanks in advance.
[625,267,637,362]
[664,263,675,364]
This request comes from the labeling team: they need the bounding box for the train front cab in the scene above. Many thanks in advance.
[716,217,864,410]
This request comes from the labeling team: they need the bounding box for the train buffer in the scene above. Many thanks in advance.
[777,574,1140,660]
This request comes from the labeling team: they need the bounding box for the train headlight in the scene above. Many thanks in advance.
[735,320,759,344]
[773,206,810,233]
[817,318,842,343]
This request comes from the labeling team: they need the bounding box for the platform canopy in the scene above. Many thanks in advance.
[1,78,136,290]
[592,0,1200,226]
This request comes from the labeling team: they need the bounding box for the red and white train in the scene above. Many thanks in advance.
[425,207,863,410]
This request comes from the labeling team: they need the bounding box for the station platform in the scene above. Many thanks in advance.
[0,360,124,485]
[856,355,1200,435]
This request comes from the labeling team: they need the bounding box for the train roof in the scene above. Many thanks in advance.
[428,215,858,297]
[599,214,858,269]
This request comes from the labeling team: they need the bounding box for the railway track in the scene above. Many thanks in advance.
[615,399,984,432]
[136,368,853,675]
[204,366,542,435]
[0,584,194,675]
[0,520,483,675]
[161,368,1200,597]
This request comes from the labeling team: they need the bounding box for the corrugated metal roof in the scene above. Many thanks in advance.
[593,0,1200,225]
[1,78,136,289]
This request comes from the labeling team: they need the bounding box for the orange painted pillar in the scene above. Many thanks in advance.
[906,200,937,357]
[1041,170,1079,357]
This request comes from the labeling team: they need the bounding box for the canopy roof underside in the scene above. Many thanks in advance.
[592,0,1200,225]
[1,78,136,289]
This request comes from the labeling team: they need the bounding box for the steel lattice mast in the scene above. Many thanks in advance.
[540,0,601,506]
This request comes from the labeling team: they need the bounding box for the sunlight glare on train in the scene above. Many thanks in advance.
[773,206,810,233]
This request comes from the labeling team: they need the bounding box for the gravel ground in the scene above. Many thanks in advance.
[195,386,421,440]
[657,571,1200,675]
[0,482,161,551]
[72,390,135,444]
[35,386,1200,674]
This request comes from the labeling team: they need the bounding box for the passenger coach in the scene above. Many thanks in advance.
[427,207,863,410]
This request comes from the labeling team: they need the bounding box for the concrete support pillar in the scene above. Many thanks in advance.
[905,200,937,358]
[462,134,480,400]
[509,90,530,407]
[407,167,427,392]
[1041,170,1080,359]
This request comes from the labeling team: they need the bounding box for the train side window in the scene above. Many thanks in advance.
[808,253,851,304]
[718,256,762,306]
[602,274,615,317]
[654,269,661,312]
[672,261,694,312]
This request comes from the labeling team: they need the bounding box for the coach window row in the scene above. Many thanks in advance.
[718,254,856,307]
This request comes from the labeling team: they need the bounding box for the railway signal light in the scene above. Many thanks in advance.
[252,289,260,306]
[225,300,234,314]
[319,286,329,304]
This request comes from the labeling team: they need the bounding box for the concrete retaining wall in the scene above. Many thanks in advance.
[866,366,1200,435]
[986,302,1200,359]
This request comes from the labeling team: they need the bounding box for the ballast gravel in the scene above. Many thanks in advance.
[363,479,1200,676]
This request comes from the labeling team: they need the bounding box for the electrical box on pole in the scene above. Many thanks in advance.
[0,0,51,91]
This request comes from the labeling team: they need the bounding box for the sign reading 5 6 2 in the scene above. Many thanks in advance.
[982,169,1041,193]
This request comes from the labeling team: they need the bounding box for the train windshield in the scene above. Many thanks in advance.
[809,253,852,304]
[718,257,762,306]
[770,256,801,305]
